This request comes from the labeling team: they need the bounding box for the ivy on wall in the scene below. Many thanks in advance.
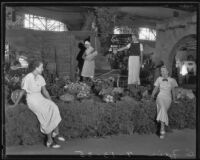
[81,11,96,31]
[94,7,139,54]
[94,7,117,53]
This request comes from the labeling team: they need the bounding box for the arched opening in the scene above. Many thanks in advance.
[169,34,196,89]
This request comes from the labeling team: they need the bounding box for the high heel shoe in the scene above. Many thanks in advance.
[52,131,66,142]
[52,131,58,138]
[159,130,166,139]
[46,140,61,148]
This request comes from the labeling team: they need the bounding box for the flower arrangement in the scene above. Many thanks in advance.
[103,95,114,103]
[64,82,91,99]
[93,77,122,103]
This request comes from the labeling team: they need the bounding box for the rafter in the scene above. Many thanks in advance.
[163,5,196,12]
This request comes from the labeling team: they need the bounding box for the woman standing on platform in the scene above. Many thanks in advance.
[114,34,143,89]
[81,39,98,82]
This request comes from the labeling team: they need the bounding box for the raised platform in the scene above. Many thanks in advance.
[95,69,121,79]
[181,84,196,93]
[95,69,128,87]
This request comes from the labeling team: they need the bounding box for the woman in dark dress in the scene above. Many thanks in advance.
[76,42,86,81]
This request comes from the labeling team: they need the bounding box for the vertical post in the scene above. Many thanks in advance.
[54,46,58,78]
[69,34,75,81]
[12,8,16,22]
[95,36,97,50]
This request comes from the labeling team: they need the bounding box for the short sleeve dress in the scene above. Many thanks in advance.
[21,73,61,134]
[154,76,178,126]
[81,46,98,78]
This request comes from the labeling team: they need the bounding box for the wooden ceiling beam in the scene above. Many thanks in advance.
[162,5,196,12]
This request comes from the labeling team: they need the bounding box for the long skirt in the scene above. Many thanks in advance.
[81,60,95,78]
[128,56,140,85]
[156,93,172,126]
[26,93,62,134]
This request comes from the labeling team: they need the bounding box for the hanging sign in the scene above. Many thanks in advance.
[110,34,132,45]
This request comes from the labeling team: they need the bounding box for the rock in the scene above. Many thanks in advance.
[112,87,124,94]
[59,93,75,102]
[142,90,149,97]
[186,91,195,99]
[175,87,195,100]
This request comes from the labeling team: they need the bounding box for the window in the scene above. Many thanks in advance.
[113,26,133,34]
[139,27,156,41]
[24,14,68,31]
[114,26,156,41]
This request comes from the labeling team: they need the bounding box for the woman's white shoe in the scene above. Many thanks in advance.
[52,132,66,142]
[52,132,58,138]
[160,130,166,139]
[57,136,66,142]
[46,141,61,148]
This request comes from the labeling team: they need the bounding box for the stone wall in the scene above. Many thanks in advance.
[6,28,107,79]
[153,13,196,75]
[8,29,77,79]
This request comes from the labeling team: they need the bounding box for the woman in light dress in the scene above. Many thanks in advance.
[151,65,179,139]
[13,60,65,148]
[81,40,98,82]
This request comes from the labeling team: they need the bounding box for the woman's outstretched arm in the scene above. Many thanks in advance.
[117,45,130,52]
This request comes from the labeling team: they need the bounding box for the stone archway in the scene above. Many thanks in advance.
[169,34,196,84]
[153,12,196,76]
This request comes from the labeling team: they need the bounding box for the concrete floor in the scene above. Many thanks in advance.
[5,129,196,159]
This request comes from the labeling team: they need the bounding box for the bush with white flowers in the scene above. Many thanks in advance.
[64,82,91,99]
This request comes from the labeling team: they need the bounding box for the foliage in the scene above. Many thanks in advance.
[94,7,140,55]
[91,77,123,103]
[140,60,155,86]
[107,50,129,70]
[5,68,28,104]
[168,98,196,129]
[115,12,139,34]
[94,7,117,53]
[64,82,91,99]
[5,96,196,146]
[5,104,44,146]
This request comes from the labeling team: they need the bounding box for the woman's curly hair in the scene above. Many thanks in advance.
[28,59,43,72]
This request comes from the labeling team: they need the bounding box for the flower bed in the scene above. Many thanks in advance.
[5,97,196,146]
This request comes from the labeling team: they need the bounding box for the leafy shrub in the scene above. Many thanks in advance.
[5,104,44,146]
[168,98,196,129]
[5,97,196,146]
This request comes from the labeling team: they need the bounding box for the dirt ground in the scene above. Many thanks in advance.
[5,129,195,159]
